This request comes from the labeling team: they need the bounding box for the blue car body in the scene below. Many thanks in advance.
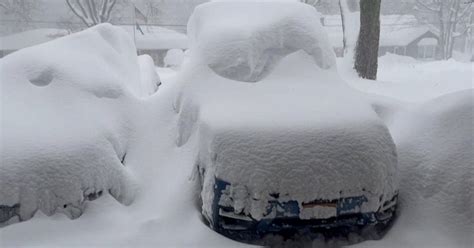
[205,178,397,242]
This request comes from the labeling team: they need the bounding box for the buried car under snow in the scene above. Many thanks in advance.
[174,2,399,243]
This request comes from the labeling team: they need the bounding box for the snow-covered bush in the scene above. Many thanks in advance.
[164,49,185,68]
[0,24,159,226]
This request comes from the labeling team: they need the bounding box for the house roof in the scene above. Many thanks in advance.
[0,26,189,52]
[323,14,437,48]
[0,29,69,51]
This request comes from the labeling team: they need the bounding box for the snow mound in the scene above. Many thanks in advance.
[164,49,185,68]
[0,24,152,226]
[390,90,473,246]
[187,1,336,82]
[138,54,161,95]
[357,89,474,247]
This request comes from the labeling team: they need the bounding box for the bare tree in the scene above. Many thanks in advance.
[141,0,161,22]
[354,0,381,80]
[339,0,360,56]
[65,0,118,27]
[416,0,473,59]
[0,0,40,22]
[0,0,42,34]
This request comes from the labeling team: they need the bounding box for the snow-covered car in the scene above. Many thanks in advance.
[175,2,399,243]
[0,24,159,226]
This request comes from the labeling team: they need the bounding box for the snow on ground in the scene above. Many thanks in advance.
[1,2,473,248]
[343,53,473,102]
[342,54,473,248]
[352,89,474,248]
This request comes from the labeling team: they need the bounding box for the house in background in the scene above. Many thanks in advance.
[0,26,188,66]
[0,29,69,58]
[323,15,439,60]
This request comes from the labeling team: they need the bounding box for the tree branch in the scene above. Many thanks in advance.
[416,0,441,12]
[99,0,109,22]
[104,0,117,22]
[66,0,92,27]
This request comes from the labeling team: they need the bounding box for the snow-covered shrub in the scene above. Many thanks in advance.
[164,49,185,68]
[0,24,155,226]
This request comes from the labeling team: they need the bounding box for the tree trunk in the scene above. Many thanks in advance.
[354,0,381,80]
[339,0,350,53]
[339,0,360,61]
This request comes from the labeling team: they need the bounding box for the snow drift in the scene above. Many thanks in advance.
[355,89,474,248]
[0,24,159,226]
[187,1,336,82]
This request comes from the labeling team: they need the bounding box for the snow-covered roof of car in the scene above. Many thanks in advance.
[187,1,336,82]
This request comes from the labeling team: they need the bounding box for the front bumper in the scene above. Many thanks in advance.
[205,178,398,242]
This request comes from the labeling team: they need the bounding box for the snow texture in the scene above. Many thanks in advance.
[164,48,185,68]
[187,1,336,82]
[356,89,474,248]
[178,1,398,222]
[0,24,153,226]
[138,54,161,95]
[0,1,472,247]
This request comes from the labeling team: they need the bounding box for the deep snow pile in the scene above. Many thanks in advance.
[178,1,398,224]
[187,1,336,82]
[0,24,159,226]
[353,90,474,248]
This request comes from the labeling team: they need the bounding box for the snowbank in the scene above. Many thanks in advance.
[355,89,474,248]
[187,1,336,82]
[343,54,473,102]
[0,24,155,226]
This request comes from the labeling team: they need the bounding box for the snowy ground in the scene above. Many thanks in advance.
[343,53,473,103]
[2,52,472,248]
[1,3,473,248]
[342,56,473,248]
